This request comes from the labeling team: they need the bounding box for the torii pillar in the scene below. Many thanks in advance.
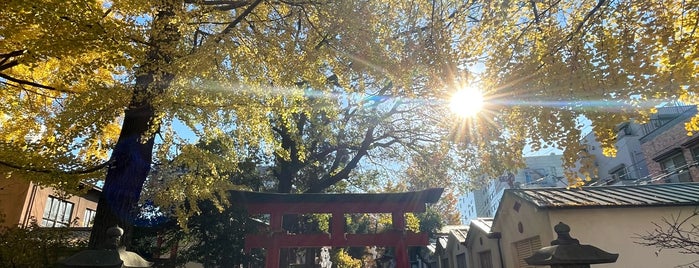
[231,188,444,268]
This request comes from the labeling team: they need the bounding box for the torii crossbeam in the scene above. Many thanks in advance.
[230,188,443,268]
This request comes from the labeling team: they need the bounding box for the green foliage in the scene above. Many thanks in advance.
[416,208,445,237]
[0,221,88,267]
[132,202,264,268]
[345,214,388,235]
[309,213,331,234]
[173,204,264,267]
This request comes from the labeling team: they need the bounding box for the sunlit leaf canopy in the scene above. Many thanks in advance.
[466,0,699,182]
[1,0,698,220]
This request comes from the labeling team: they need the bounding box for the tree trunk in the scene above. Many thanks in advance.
[88,2,180,249]
[88,101,157,248]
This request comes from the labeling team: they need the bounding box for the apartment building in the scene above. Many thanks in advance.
[640,105,699,183]
[582,104,699,185]
[458,154,565,224]
[0,178,100,228]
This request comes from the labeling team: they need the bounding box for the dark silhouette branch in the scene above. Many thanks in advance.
[0,160,110,175]
[305,126,375,193]
[635,207,699,255]
[0,50,26,60]
[566,0,607,44]
[0,50,26,71]
[0,60,19,72]
[185,0,250,10]
[0,73,63,92]
[0,49,79,93]
[214,0,264,42]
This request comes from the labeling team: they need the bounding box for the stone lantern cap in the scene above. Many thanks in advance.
[525,222,619,266]
[59,226,152,268]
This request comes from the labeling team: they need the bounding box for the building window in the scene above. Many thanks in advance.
[610,166,629,181]
[479,250,493,268]
[659,153,691,183]
[84,209,97,227]
[41,196,74,227]
[691,146,699,164]
[514,236,542,268]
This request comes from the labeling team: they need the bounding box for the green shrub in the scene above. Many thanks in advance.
[0,219,88,268]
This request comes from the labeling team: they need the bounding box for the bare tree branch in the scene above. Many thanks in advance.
[636,207,699,256]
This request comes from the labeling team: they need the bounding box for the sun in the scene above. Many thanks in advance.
[449,86,484,117]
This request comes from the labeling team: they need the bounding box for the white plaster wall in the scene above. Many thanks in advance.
[492,195,554,268]
[494,193,699,268]
[466,229,502,268]
[549,206,699,268]
[447,234,469,268]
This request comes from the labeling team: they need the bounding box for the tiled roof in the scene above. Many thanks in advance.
[450,228,469,243]
[470,218,493,233]
[438,224,469,234]
[509,182,699,208]
[437,236,448,249]
[465,218,496,246]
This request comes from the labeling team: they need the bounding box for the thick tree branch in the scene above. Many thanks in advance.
[0,50,26,70]
[0,50,66,92]
[305,126,375,193]
[0,60,20,72]
[186,0,249,11]
[0,73,62,92]
[566,0,607,43]
[530,0,541,25]
[0,160,110,175]
[214,0,264,43]
[0,50,26,59]
[272,122,306,193]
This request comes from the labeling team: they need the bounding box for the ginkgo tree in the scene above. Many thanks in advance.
[1,0,698,249]
[2,0,464,247]
[457,0,699,183]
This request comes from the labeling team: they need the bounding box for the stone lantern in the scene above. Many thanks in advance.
[525,222,618,268]
[59,226,152,268]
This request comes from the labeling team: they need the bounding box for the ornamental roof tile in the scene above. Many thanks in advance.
[509,182,699,208]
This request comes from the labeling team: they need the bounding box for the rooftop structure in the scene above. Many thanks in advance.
[509,182,699,209]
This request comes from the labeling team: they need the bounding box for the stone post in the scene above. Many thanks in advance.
[525,222,618,268]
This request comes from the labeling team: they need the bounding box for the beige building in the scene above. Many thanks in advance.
[433,225,470,268]
[488,183,699,268]
[464,218,503,268]
[0,179,100,228]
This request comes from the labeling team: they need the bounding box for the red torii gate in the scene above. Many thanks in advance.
[230,188,443,268]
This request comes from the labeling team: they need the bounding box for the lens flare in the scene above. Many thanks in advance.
[450,87,484,117]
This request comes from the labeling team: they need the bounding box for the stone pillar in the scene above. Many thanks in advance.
[525,222,618,268]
